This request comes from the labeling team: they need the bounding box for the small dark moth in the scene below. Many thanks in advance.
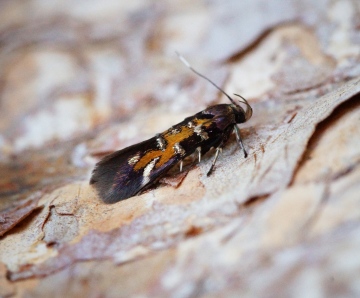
[90,54,253,203]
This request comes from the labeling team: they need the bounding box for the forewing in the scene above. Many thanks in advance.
[90,137,180,203]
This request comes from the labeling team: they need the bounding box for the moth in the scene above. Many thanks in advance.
[90,54,253,203]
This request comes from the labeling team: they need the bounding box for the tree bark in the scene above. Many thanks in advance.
[1,0,360,297]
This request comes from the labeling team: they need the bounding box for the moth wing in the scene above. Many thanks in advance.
[90,137,180,203]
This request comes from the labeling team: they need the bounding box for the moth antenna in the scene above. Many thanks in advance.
[176,52,238,106]
[234,93,253,121]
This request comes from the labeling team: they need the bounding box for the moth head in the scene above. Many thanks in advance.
[233,93,253,122]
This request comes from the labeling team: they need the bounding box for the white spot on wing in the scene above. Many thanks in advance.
[194,125,209,140]
[156,135,166,151]
[128,153,140,165]
[173,143,185,156]
[143,157,160,178]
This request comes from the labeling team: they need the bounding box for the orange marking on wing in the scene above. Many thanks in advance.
[133,118,212,171]
[133,150,163,171]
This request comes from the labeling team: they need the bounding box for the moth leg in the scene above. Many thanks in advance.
[179,160,183,172]
[206,147,222,176]
[196,147,201,163]
[234,125,248,158]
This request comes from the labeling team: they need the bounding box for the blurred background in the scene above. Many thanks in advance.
[1,0,358,156]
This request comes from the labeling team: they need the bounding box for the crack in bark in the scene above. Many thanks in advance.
[289,92,360,186]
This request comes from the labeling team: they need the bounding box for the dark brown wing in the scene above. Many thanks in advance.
[90,137,181,204]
